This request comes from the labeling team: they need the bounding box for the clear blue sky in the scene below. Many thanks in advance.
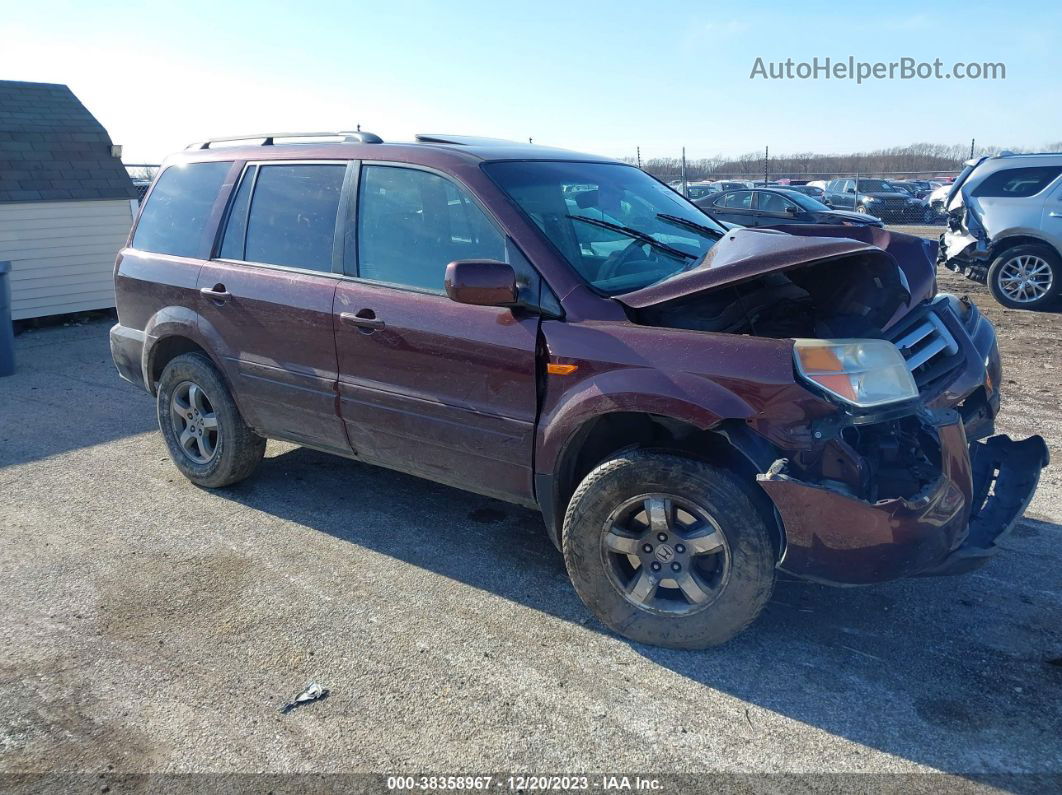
[3,0,1059,163]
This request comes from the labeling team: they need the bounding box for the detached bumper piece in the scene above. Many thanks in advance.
[758,417,1049,585]
[918,434,1049,577]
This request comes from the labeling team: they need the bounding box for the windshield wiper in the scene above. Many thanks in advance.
[656,213,724,238]
[566,214,695,260]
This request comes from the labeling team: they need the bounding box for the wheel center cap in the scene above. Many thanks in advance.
[655,544,675,563]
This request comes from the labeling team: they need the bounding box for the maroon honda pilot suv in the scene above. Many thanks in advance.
[111,131,1047,648]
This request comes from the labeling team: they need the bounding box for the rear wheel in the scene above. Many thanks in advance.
[987,244,1060,310]
[562,451,776,649]
[157,352,265,488]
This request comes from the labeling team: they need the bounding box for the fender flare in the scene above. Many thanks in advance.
[536,367,756,478]
[987,233,1061,261]
[140,308,252,422]
[533,368,762,548]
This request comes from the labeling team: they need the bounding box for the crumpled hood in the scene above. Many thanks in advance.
[617,227,913,311]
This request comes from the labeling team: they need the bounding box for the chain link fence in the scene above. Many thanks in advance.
[654,170,954,226]
[125,165,160,202]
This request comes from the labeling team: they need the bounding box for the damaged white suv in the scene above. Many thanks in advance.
[939,152,1062,310]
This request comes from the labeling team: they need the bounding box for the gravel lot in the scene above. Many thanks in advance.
[1,267,1059,786]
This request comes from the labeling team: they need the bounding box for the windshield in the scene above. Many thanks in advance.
[484,161,725,295]
[776,189,829,211]
[857,179,896,193]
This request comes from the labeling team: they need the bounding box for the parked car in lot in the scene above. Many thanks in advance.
[111,131,1046,648]
[684,181,718,200]
[780,184,826,200]
[713,180,752,192]
[697,187,884,228]
[928,182,953,214]
[939,151,1062,309]
[824,178,933,222]
[890,181,927,200]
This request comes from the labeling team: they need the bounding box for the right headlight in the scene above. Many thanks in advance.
[793,339,918,408]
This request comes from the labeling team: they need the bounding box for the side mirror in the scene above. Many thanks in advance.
[445,260,518,307]
[845,187,856,194]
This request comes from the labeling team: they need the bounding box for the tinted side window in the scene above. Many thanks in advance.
[357,166,505,291]
[723,191,753,209]
[243,164,345,271]
[972,166,1062,198]
[132,161,231,257]
[757,192,795,213]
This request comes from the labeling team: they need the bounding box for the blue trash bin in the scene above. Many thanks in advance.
[0,261,14,377]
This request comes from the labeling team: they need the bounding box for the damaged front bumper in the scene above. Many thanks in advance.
[938,204,991,282]
[757,412,1048,585]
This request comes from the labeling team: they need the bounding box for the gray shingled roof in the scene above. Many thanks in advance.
[0,80,138,203]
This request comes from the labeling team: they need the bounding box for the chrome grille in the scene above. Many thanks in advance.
[887,308,960,387]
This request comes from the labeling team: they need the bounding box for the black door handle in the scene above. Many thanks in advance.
[340,311,385,331]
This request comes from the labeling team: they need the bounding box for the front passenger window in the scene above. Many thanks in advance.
[356,166,506,291]
[758,192,792,214]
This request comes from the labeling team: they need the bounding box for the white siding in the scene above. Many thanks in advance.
[0,199,135,320]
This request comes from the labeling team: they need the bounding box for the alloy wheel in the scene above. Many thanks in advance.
[997,255,1054,303]
[169,380,219,464]
[601,494,731,616]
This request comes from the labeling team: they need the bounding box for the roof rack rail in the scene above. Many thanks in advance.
[415,133,516,146]
[186,130,383,150]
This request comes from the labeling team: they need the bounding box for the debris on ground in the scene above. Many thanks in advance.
[280,681,329,714]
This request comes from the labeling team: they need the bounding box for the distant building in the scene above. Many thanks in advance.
[0,80,138,319]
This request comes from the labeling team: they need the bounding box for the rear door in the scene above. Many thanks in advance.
[712,190,755,226]
[333,163,540,502]
[196,161,351,454]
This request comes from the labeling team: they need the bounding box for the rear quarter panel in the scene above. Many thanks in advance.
[114,249,203,333]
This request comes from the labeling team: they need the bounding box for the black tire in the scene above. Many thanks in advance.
[987,243,1061,310]
[157,352,265,488]
[561,451,776,649]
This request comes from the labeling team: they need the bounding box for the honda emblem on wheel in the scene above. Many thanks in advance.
[655,544,674,563]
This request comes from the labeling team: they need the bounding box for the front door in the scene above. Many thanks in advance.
[754,191,807,226]
[334,163,540,502]
[197,161,350,454]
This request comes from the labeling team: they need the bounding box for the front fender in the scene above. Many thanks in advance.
[535,367,756,477]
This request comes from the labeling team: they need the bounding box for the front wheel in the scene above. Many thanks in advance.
[562,451,776,649]
[157,352,265,488]
[987,244,1060,310]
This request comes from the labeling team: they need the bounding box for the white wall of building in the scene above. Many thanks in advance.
[0,199,134,320]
